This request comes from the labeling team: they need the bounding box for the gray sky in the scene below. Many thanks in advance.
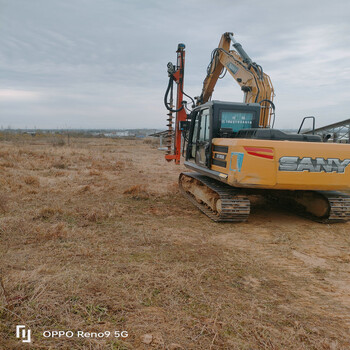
[1,0,350,129]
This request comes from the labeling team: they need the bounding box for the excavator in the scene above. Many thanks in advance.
[163,32,350,222]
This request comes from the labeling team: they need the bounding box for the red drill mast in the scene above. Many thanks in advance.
[164,43,187,165]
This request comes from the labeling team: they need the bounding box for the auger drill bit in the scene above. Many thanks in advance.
[166,111,174,154]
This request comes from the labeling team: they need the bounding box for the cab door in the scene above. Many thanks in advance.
[195,108,211,167]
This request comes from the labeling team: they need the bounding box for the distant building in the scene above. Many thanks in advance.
[115,131,130,137]
[104,131,134,138]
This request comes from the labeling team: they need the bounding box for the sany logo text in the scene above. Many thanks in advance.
[279,157,350,173]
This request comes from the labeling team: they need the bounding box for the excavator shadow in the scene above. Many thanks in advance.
[248,191,350,224]
[247,195,307,223]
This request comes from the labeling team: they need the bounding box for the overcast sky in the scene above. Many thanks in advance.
[0,0,350,129]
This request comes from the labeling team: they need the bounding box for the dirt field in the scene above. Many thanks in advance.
[1,135,350,349]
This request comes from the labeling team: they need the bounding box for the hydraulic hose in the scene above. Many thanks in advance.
[164,50,194,112]
[164,75,184,113]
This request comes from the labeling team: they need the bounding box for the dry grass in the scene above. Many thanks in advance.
[1,135,350,349]
[123,185,151,200]
[0,193,8,214]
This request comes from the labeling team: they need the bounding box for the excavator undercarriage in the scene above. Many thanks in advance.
[179,172,350,223]
[179,172,250,222]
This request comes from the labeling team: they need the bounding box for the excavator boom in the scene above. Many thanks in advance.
[199,32,274,127]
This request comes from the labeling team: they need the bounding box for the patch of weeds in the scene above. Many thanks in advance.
[24,175,40,186]
[142,289,161,307]
[62,214,77,226]
[85,304,108,323]
[123,185,150,200]
[52,162,66,169]
[109,339,130,350]
[128,252,152,263]
[178,289,191,301]
[51,138,65,146]
[0,193,8,213]
[115,161,125,171]
[141,298,152,307]
[312,266,327,278]
[65,295,81,303]
[36,206,63,220]
[84,209,108,223]
[230,278,245,290]
[187,300,212,318]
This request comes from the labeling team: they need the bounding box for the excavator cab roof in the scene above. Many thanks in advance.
[193,100,260,110]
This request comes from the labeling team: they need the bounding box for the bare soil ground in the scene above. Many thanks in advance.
[1,135,350,349]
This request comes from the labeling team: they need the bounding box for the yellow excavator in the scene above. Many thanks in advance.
[163,32,350,222]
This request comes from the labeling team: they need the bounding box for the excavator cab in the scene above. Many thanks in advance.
[185,100,321,170]
[186,101,261,168]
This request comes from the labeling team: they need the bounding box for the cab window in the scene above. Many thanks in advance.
[220,110,253,132]
[199,109,210,141]
[191,116,199,158]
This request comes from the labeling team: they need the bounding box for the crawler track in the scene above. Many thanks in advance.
[179,173,350,223]
[179,172,250,222]
[325,192,350,222]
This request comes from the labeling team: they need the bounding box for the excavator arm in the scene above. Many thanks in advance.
[198,32,274,127]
